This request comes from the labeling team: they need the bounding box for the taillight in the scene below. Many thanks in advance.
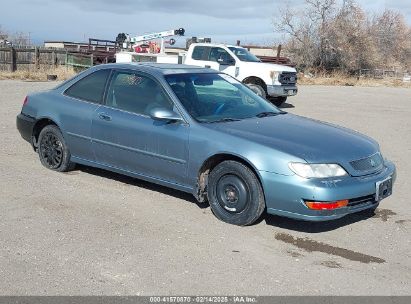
[23,96,28,106]
[305,200,349,210]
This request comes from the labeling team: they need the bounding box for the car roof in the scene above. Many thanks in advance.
[192,43,240,48]
[94,63,217,76]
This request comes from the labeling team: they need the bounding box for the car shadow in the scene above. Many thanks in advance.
[261,209,376,233]
[75,165,208,209]
[279,102,295,109]
[73,165,376,231]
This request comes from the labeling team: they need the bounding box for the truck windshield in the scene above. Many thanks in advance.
[165,73,281,123]
[228,47,261,62]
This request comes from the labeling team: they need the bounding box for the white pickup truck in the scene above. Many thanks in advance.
[184,43,297,106]
[116,43,298,107]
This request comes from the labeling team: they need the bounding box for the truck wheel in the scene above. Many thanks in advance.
[246,84,266,99]
[207,160,265,226]
[269,96,287,107]
[38,125,74,172]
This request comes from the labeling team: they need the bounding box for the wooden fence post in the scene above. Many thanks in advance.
[276,44,282,64]
[52,51,56,67]
[10,47,16,72]
[34,47,40,69]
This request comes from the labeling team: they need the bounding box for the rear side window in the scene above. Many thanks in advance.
[65,69,110,103]
[106,71,173,116]
[192,46,208,60]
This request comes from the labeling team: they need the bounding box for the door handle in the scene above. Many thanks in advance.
[98,113,112,121]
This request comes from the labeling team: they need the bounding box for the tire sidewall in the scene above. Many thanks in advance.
[38,125,72,172]
[246,84,267,99]
[207,161,265,226]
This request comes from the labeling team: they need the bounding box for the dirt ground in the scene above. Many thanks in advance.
[0,80,410,295]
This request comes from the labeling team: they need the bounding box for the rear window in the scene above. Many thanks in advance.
[65,69,110,103]
[192,46,208,60]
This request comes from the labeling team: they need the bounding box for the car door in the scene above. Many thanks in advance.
[62,69,111,161]
[91,69,190,186]
[207,47,237,75]
[191,46,237,76]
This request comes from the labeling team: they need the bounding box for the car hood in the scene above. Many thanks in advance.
[204,113,380,176]
[240,61,296,73]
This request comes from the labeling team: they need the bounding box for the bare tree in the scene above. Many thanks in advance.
[273,0,338,70]
[274,4,316,69]
[325,1,379,71]
[0,25,8,40]
[306,0,336,23]
[10,32,30,46]
[370,9,411,69]
[274,0,411,73]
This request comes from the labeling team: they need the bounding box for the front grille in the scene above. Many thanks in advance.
[350,153,383,172]
[279,72,297,85]
[348,194,376,207]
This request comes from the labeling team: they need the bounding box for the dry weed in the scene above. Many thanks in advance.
[298,72,411,88]
[0,66,76,81]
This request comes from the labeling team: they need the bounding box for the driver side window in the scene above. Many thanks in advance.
[106,71,173,116]
[208,47,233,63]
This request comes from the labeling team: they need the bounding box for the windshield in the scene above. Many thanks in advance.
[228,47,261,62]
[165,73,282,123]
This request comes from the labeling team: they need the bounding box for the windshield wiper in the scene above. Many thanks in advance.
[206,117,242,123]
[255,111,286,118]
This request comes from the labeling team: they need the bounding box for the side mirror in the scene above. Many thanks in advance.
[217,58,235,66]
[149,107,183,122]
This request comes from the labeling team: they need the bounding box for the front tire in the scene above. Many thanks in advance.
[38,125,74,172]
[207,161,265,226]
[246,84,266,99]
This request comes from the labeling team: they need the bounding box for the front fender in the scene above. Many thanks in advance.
[238,72,271,86]
[187,125,300,186]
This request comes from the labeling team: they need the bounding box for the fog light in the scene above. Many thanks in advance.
[305,200,349,210]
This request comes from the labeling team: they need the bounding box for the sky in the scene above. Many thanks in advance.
[0,0,410,46]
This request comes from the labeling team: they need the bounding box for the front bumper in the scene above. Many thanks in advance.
[16,113,35,143]
[267,85,298,97]
[260,160,396,221]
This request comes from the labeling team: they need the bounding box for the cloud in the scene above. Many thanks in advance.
[359,0,411,17]
[52,0,275,19]
[3,0,410,45]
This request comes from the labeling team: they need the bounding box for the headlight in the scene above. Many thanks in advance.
[270,71,279,84]
[289,163,348,178]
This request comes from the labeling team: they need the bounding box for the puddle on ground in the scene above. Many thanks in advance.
[275,233,385,264]
[318,260,343,269]
[373,209,397,222]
